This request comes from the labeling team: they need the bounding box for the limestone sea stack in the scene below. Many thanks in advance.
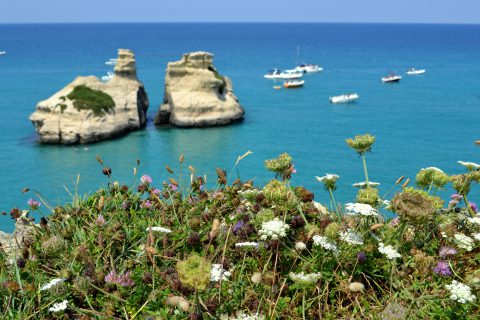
[155,52,244,127]
[29,49,149,144]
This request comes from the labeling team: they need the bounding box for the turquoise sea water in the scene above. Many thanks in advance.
[1,23,480,232]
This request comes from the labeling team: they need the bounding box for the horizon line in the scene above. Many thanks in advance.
[0,21,479,26]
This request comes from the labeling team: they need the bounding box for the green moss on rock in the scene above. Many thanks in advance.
[67,85,115,117]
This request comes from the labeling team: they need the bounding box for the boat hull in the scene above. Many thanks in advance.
[329,94,359,104]
[283,80,304,89]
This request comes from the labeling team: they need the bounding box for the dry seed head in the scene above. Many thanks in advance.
[169,178,178,186]
[179,154,184,164]
[166,165,174,174]
[209,219,220,239]
[97,196,104,211]
[401,178,410,188]
[348,282,365,293]
[395,176,405,184]
[95,155,103,165]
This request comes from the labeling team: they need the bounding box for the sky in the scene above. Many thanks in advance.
[0,0,478,24]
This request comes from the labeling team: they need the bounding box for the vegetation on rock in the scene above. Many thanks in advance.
[67,85,115,117]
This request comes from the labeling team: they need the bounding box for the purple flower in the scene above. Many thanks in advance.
[141,200,153,209]
[140,175,152,185]
[95,214,106,227]
[470,202,478,213]
[168,183,178,191]
[434,260,452,276]
[232,220,245,235]
[389,217,400,227]
[152,188,161,196]
[27,198,41,210]
[357,252,367,263]
[439,246,457,258]
[451,193,463,202]
[448,200,459,208]
[105,270,134,287]
[290,164,297,174]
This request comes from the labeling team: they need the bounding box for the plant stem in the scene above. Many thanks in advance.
[463,194,476,217]
[361,152,369,187]
[328,187,340,220]
[302,290,306,320]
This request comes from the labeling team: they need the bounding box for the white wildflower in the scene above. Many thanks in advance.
[473,233,480,242]
[289,271,321,286]
[441,231,448,239]
[211,264,231,282]
[312,235,339,255]
[352,181,380,188]
[235,242,259,249]
[454,233,475,251]
[295,241,307,251]
[458,161,480,171]
[378,242,401,260]
[345,203,378,216]
[220,312,265,320]
[48,300,68,312]
[445,280,476,304]
[258,218,289,240]
[315,173,339,183]
[340,229,364,245]
[146,226,172,233]
[383,200,391,207]
[467,217,480,225]
[40,278,66,291]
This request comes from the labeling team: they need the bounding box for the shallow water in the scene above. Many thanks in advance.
[1,23,479,232]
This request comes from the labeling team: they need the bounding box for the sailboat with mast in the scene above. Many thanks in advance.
[292,45,323,73]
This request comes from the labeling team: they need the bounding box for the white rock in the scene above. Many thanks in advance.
[29,49,149,144]
[155,51,244,127]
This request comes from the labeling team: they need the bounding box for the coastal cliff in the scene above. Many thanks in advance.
[154,51,244,127]
[29,49,149,144]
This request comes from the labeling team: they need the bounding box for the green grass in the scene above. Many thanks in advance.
[67,85,115,117]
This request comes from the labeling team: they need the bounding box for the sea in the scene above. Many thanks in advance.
[1,23,480,232]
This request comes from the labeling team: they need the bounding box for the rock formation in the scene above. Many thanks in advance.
[30,49,149,144]
[0,211,36,264]
[154,52,244,127]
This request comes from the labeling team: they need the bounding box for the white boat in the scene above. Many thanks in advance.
[0,51,6,55]
[294,63,323,73]
[382,74,402,83]
[264,68,303,80]
[406,68,426,75]
[329,93,359,104]
[105,58,117,66]
[101,72,114,82]
[283,79,304,89]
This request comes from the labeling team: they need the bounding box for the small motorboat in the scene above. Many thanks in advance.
[101,72,114,82]
[105,58,117,66]
[382,73,402,83]
[294,63,323,73]
[264,68,303,80]
[329,93,359,104]
[283,80,304,89]
[0,51,6,55]
[406,68,426,75]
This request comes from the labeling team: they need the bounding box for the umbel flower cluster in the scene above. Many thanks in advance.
[1,135,480,319]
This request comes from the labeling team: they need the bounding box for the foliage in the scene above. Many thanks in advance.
[67,85,115,117]
[1,135,480,319]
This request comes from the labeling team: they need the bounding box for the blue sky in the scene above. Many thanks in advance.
[0,0,478,24]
